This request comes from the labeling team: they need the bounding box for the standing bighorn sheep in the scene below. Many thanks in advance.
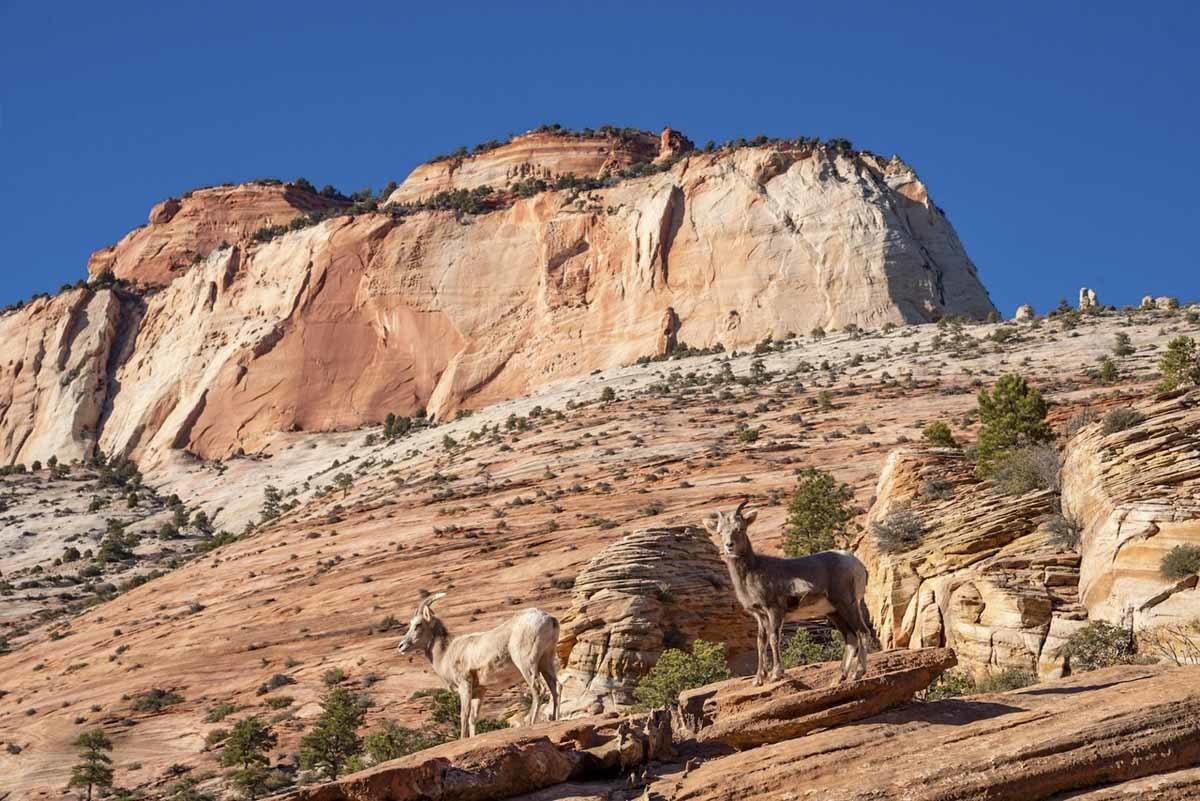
[704,500,872,685]
[397,593,560,737]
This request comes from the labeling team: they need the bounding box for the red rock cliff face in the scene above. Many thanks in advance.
[86,182,346,286]
[2,132,996,466]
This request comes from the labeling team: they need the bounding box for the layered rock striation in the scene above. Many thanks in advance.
[858,448,1085,678]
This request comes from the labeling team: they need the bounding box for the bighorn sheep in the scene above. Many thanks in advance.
[703,500,872,685]
[397,593,560,737]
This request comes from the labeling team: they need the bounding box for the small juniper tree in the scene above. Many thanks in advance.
[974,374,1052,477]
[922,421,957,448]
[222,716,277,799]
[67,729,114,801]
[1157,336,1200,391]
[1112,332,1135,357]
[299,688,368,781]
[783,467,855,556]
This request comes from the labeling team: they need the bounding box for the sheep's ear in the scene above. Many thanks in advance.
[742,509,758,524]
[702,513,721,534]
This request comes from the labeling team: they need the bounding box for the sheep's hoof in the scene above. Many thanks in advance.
[751,675,765,686]
[770,671,784,682]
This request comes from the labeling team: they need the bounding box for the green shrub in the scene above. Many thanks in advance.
[1157,336,1200,391]
[634,640,731,709]
[413,688,508,734]
[1161,545,1200,580]
[364,720,445,764]
[781,629,844,668]
[206,703,238,723]
[299,688,369,780]
[923,669,976,700]
[974,375,1052,477]
[1097,357,1119,384]
[1065,621,1137,672]
[1112,332,1135,357]
[1046,513,1081,550]
[131,688,184,712]
[1102,407,1144,434]
[974,667,1037,693]
[872,504,925,553]
[922,421,957,448]
[599,386,616,402]
[783,467,855,556]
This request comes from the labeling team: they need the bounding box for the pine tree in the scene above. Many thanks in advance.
[1157,336,1200,391]
[783,467,855,556]
[299,688,368,780]
[974,375,1052,477]
[221,717,277,796]
[67,730,114,801]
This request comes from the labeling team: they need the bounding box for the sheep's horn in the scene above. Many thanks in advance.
[735,498,749,517]
[419,591,447,611]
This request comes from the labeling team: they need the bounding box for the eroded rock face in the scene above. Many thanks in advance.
[1015,303,1035,321]
[0,289,125,465]
[87,182,345,286]
[1061,390,1200,636]
[3,133,996,466]
[556,526,756,715]
[858,449,1084,678]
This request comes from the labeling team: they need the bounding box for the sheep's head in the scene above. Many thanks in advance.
[703,499,757,558]
[397,592,446,655]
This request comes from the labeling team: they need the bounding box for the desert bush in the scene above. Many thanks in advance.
[364,720,445,764]
[1065,621,1138,672]
[781,629,844,668]
[1160,544,1200,580]
[872,504,925,553]
[1112,332,1135,357]
[990,444,1061,495]
[1102,407,1145,434]
[974,374,1052,477]
[1138,619,1200,666]
[1157,336,1200,391]
[783,467,855,556]
[1097,357,1119,384]
[1046,513,1081,550]
[299,688,369,780]
[206,703,238,723]
[634,640,731,709]
[599,386,616,402]
[413,688,507,733]
[922,669,976,700]
[131,688,183,712]
[1064,407,1098,438]
[920,478,954,501]
[922,421,957,448]
[974,667,1037,693]
[322,668,347,687]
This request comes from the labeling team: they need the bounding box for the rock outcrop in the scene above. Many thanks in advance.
[3,130,996,467]
[1061,390,1200,635]
[289,712,673,801]
[556,526,756,715]
[1080,287,1098,310]
[858,449,1085,678]
[1015,303,1035,321]
[87,182,346,286]
[677,648,956,750]
[666,664,1200,801]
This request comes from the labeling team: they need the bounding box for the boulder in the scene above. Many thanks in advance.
[556,526,756,715]
[858,449,1084,678]
[677,647,956,750]
[1156,296,1180,310]
[1014,303,1035,321]
[1061,390,1200,642]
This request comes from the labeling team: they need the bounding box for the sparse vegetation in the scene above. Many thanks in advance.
[974,374,1053,478]
[781,629,844,668]
[990,444,1061,495]
[872,504,926,553]
[1102,407,1145,434]
[1160,544,1200,580]
[633,640,731,709]
[1065,621,1139,672]
[922,421,957,448]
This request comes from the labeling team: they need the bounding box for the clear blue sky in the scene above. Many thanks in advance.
[1,1,1196,313]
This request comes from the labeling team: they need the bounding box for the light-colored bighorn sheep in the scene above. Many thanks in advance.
[703,500,872,685]
[397,593,560,737]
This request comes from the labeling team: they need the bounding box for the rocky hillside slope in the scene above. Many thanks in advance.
[1,127,994,467]
[3,304,1198,799]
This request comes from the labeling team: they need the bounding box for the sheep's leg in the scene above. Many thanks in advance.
[827,613,854,685]
[538,651,559,722]
[468,697,481,737]
[751,613,769,685]
[765,608,785,681]
[518,662,542,726]
[457,683,473,739]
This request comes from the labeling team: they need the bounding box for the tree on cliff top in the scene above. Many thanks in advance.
[1157,336,1200,392]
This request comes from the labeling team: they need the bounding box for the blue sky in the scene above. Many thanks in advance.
[1,1,1196,313]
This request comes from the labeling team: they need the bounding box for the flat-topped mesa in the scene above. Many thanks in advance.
[386,126,693,205]
[86,180,347,286]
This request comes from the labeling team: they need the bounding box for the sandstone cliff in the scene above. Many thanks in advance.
[1062,390,1200,632]
[3,129,995,467]
[859,448,1085,678]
